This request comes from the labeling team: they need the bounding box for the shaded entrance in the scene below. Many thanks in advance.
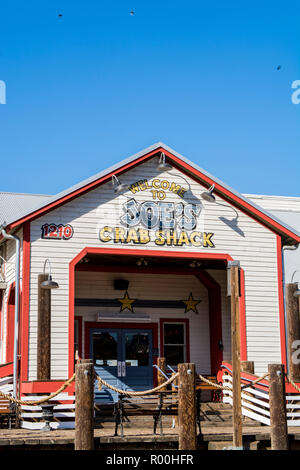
[90,326,153,403]
[70,248,245,381]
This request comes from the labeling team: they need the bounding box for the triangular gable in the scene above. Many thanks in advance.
[2,142,300,244]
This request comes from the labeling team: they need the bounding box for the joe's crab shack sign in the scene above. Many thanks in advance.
[99,177,215,247]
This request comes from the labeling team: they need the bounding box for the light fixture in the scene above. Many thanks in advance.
[136,257,148,267]
[201,184,216,203]
[189,260,202,268]
[157,152,172,171]
[291,271,300,297]
[112,174,127,194]
[41,259,59,289]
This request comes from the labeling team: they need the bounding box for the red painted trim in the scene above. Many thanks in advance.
[159,318,190,363]
[74,247,233,262]
[221,362,269,392]
[7,148,160,231]
[6,283,15,363]
[69,260,75,378]
[84,321,158,386]
[69,247,235,377]
[221,361,300,394]
[277,235,287,369]
[195,271,223,374]
[21,381,75,395]
[20,222,30,384]
[4,146,299,243]
[76,265,225,275]
[163,149,300,243]
[0,361,13,378]
[239,268,247,361]
[74,316,83,359]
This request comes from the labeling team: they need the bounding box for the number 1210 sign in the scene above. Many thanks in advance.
[41,224,74,240]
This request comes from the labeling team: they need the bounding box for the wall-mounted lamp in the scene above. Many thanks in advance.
[112,174,127,194]
[189,260,202,268]
[201,184,216,203]
[136,257,148,267]
[291,271,300,297]
[157,152,172,171]
[41,259,59,289]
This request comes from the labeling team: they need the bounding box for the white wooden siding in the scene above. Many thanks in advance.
[0,227,23,364]
[28,158,281,379]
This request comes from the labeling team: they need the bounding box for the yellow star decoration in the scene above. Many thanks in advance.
[118,291,136,312]
[182,292,201,313]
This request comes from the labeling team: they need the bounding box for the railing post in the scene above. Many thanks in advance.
[37,274,51,380]
[286,283,300,382]
[75,359,94,450]
[157,357,166,390]
[229,262,243,449]
[268,364,289,450]
[178,363,197,450]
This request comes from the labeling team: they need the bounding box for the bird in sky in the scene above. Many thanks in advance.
[130,10,135,16]
[277,65,281,70]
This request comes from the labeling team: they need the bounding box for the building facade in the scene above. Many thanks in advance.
[0,142,299,400]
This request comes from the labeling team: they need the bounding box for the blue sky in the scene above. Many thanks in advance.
[0,0,299,196]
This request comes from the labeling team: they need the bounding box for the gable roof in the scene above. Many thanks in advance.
[1,142,300,244]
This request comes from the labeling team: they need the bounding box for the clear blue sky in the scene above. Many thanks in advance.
[0,0,299,196]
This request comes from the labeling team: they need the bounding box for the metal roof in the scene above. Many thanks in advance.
[1,142,300,241]
[0,192,51,227]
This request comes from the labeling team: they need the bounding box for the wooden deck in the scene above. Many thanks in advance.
[1,421,300,450]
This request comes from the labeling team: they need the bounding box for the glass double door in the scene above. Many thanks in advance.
[90,327,153,403]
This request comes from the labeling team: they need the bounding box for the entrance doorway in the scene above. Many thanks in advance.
[89,326,154,403]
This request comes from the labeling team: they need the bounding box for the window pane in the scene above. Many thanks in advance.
[125,333,149,366]
[164,345,184,366]
[164,323,184,345]
[93,332,118,366]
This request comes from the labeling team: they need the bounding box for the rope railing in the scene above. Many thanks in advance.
[286,374,300,393]
[0,368,273,407]
[0,373,75,406]
[198,372,270,391]
[95,372,179,396]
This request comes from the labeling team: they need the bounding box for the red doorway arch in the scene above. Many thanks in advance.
[68,247,247,377]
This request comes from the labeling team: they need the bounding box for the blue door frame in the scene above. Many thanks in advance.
[90,326,154,403]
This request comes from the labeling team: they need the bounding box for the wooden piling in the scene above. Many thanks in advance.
[157,357,166,390]
[37,274,51,380]
[230,263,243,448]
[75,359,94,450]
[268,364,288,450]
[286,283,300,382]
[178,363,197,450]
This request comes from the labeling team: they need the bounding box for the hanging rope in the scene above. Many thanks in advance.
[0,374,75,406]
[95,372,179,396]
[286,375,300,393]
[198,372,269,391]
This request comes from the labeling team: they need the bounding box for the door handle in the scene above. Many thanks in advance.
[117,361,122,377]
[122,361,126,377]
